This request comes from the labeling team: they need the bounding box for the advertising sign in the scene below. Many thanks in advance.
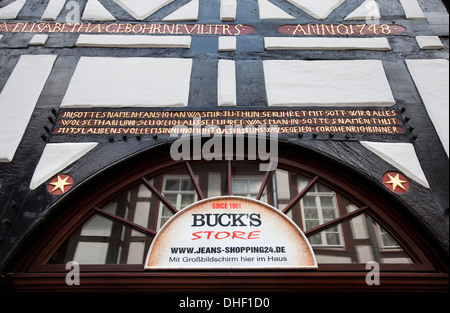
[145,196,318,270]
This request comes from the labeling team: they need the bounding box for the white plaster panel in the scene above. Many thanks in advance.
[76,34,191,48]
[0,55,57,163]
[264,37,391,51]
[219,36,237,51]
[163,0,199,21]
[285,0,346,20]
[0,0,27,19]
[258,0,295,20]
[399,0,426,19]
[82,0,116,21]
[360,142,430,188]
[218,60,237,107]
[220,0,237,21]
[263,60,395,107]
[114,0,174,20]
[344,0,381,21]
[41,0,66,21]
[415,36,444,50]
[61,57,193,108]
[29,142,98,190]
[406,59,449,156]
[29,34,49,46]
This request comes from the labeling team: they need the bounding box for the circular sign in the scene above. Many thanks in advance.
[145,196,317,270]
[383,172,410,193]
[47,174,74,195]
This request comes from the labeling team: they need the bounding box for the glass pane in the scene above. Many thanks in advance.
[80,215,113,237]
[259,186,268,203]
[181,194,195,207]
[127,242,146,264]
[73,242,109,264]
[322,208,336,220]
[102,201,117,215]
[165,179,180,191]
[248,179,261,194]
[164,194,178,205]
[298,177,311,193]
[231,163,268,199]
[304,208,318,219]
[191,162,228,198]
[317,183,332,193]
[275,169,291,200]
[381,230,400,248]
[306,220,320,230]
[326,233,341,246]
[320,196,335,208]
[44,161,423,269]
[309,233,323,246]
[303,196,316,207]
[137,183,153,197]
[207,172,222,197]
[232,179,248,193]
[47,215,151,265]
[327,226,339,233]
[162,206,174,217]
[133,202,151,228]
[160,217,171,228]
[95,182,158,232]
[309,214,414,264]
[181,179,195,191]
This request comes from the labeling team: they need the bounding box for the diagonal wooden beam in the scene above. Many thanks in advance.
[304,206,368,237]
[93,207,157,237]
[141,177,178,214]
[185,161,204,200]
[257,164,273,201]
[282,176,319,214]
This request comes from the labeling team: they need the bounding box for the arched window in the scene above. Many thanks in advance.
[46,161,415,266]
[14,148,447,292]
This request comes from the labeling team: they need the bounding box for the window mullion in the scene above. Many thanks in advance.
[185,161,204,200]
[282,176,319,215]
[315,194,327,245]
[304,206,368,237]
[257,166,272,200]
[93,207,157,237]
[142,177,178,214]
[176,192,182,211]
